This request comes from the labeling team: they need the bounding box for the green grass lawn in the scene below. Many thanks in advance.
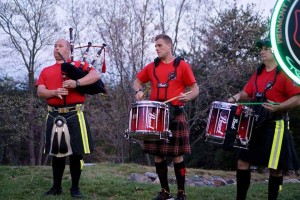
[0,162,299,200]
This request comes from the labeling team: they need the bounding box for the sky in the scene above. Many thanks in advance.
[239,0,278,17]
[0,0,280,81]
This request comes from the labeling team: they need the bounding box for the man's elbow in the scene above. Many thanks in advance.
[296,94,300,107]
[195,85,200,94]
[36,87,42,98]
[93,75,100,82]
[133,79,141,85]
[192,84,200,94]
[91,71,101,81]
[37,91,43,98]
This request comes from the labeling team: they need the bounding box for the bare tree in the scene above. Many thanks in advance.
[0,0,60,165]
[59,0,93,49]
[157,0,166,33]
[172,0,188,54]
[0,0,60,94]
[184,1,269,168]
[0,0,279,169]
[89,0,158,164]
[155,0,195,55]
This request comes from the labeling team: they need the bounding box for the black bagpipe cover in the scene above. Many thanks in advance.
[61,62,106,95]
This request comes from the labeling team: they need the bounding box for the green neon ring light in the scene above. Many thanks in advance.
[270,0,300,84]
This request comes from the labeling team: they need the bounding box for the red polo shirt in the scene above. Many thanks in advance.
[137,60,197,106]
[244,67,300,102]
[35,61,94,106]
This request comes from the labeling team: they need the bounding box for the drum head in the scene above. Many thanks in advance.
[212,101,236,109]
[132,100,168,109]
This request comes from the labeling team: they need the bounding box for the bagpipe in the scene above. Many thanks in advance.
[60,28,107,95]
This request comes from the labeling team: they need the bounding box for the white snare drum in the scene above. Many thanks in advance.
[125,100,172,141]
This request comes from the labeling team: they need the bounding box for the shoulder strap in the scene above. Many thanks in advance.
[256,63,265,75]
[276,65,281,74]
[154,57,160,67]
[153,56,183,67]
[256,64,281,75]
[174,56,183,67]
[255,64,281,93]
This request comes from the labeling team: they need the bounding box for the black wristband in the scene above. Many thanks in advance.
[135,89,142,94]
[75,80,81,87]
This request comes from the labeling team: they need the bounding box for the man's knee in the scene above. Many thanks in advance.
[237,160,250,170]
[172,156,183,163]
[155,156,166,163]
[269,169,283,176]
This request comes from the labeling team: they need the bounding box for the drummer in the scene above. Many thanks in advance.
[228,38,300,200]
[133,33,199,200]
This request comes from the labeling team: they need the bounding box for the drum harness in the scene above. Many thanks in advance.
[223,64,282,150]
[253,64,287,125]
[153,57,184,117]
[254,64,280,102]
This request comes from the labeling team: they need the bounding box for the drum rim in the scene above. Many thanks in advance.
[132,100,168,108]
[212,100,236,106]
[212,100,253,110]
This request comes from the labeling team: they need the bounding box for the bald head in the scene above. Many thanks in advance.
[56,39,71,50]
[54,39,71,63]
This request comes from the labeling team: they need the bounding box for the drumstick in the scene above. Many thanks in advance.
[163,91,192,104]
[143,86,151,96]
[236,102,279,105]
[136,86,150,99]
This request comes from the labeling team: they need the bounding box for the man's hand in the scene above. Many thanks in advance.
[262,100,280,112]
[135,90,144,100]
[55,87,69,98]
[63,80,77,88]
[177,92,190,102]
[228,93,240,103]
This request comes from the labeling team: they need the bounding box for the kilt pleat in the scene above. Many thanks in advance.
[45,110,94,155]
[143,113,191,156]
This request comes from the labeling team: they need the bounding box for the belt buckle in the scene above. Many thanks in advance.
[50,105,83,113]
[58,107,69,113]
[75,105,83,111]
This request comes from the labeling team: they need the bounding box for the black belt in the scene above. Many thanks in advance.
[271,114,285,121]
[171,105,184,116]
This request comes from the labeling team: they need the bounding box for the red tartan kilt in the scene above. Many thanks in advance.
[143,113,191,156]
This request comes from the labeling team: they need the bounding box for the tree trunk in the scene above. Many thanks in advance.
[28,98,36,165]
[28,71,36,165]
[37,130,45,165]
[28,132,35,165]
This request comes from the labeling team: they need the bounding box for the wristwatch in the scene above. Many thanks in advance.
[75,80,81,87]
[135,89,142,94]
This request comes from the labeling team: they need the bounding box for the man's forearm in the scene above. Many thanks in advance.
[37,88,56,99]
[77,70,100,86]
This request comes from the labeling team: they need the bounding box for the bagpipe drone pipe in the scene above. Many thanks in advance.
[60,28,107,95]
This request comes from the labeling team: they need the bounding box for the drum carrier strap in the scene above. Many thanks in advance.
[223,104,243,150]
[153,56,183,101]
[253,64,286,125]
[254,64,281,95]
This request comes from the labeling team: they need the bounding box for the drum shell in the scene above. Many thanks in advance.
[205,101,254,149]
[126,100,171,140]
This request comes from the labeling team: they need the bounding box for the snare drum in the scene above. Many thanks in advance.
[205,101,254,149]
[125,100,172,141]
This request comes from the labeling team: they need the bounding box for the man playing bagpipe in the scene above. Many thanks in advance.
[35,38,101,198]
